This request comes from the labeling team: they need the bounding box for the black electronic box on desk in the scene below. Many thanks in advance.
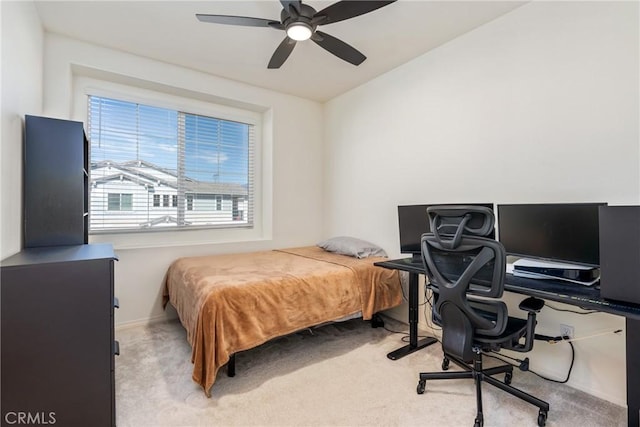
[599,205,640,305]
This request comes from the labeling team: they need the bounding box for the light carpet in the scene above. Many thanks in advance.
[115,316,625,426]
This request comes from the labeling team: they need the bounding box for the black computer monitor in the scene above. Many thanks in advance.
[398,203,495,262]
[497,203,606,267]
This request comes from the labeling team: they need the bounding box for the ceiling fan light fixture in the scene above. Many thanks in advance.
[286,22,312,41]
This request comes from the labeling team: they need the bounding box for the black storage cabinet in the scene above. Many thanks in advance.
[24,115,88,247]
[1,244,118,427]
[599,205,640,305]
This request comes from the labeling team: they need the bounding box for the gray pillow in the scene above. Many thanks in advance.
[317,236,387,259]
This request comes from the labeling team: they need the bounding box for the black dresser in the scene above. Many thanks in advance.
[1,243,118,427]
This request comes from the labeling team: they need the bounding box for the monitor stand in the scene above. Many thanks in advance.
[411,253,422,264]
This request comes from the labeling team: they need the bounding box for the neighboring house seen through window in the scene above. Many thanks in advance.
[88,95,254,232]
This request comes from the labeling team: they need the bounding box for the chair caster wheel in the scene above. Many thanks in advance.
[504,371,512,385]
[416,380,426,395]
[474,417,483,427]
[537,410,547,426]
[442,358,450,371]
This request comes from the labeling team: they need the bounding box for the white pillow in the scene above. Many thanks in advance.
[317,236,388,259]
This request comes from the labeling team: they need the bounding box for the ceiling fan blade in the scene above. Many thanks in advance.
[268,37,297,69]
[314,1,396,25]
[311,31,366,66]
[196,14,279,28]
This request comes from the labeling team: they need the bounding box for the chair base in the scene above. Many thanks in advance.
[417,351,549,427]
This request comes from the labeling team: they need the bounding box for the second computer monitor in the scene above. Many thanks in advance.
[497,203,605,267]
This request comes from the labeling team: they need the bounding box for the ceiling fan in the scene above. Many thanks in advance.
[196,0,397,69]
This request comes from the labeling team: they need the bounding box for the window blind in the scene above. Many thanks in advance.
[87,95,254,233]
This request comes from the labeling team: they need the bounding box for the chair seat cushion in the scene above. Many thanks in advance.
[474,316,528,347]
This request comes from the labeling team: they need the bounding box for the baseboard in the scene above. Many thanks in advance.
[382,305,408,325]
[115,312,178,331]
[530,364,626,408]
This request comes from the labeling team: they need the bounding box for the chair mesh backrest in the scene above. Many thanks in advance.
[421,205,507,362]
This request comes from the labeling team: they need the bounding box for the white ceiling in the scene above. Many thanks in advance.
[35,1,526,102]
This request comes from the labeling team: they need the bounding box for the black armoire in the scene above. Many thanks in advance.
[1,115,118,427]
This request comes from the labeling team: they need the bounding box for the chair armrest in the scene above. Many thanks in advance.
[510,297,545,352]
[519,297,545,313]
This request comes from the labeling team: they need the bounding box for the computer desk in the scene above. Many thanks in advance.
[374,257,640,427]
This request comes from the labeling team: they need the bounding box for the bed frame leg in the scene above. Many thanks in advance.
[371,313,385,328]
[227,354,236,377]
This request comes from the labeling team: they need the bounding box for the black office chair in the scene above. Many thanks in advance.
[417,205,549,427]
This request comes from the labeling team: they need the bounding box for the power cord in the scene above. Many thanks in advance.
[530,334,576,384]
[546,329,623,344]
[544,303,598,315]
[487,329,623,384]
[381,325,433,344]
[423,285,442,334]
[385,272,442,346]
[398,272,429,308]
[484,335,575,384]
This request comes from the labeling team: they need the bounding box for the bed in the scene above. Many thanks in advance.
[163,244,402,396]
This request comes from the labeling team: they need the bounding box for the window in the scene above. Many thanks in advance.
[107,193,133,211]
[88,96,254,232]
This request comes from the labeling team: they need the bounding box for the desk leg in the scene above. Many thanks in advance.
[628,318,640,427]
[387,272,437,360]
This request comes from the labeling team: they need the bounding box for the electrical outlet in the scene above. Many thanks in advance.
[560,324,574,339]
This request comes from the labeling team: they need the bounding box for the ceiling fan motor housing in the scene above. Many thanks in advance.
[281,3,318,34]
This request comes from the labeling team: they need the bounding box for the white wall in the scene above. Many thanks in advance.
[41,33,324,327]
[323,1,638,406]
[0,1,44,259]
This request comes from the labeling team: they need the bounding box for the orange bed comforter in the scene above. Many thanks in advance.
[163,246,402,396]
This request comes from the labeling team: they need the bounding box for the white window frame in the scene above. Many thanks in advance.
[72,76,269,249]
